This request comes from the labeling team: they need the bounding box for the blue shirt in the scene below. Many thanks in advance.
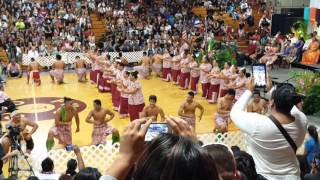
[305,137,320,165]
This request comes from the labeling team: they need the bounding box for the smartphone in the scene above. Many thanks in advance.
[252,63,267,88]
[144,123,170,142]
[66,144,73,151]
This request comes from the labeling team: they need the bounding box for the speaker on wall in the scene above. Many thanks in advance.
[271,14,304,36]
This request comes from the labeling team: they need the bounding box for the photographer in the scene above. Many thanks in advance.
[0,84,16,113]
[230,79,307,180]
[1,111,38,155]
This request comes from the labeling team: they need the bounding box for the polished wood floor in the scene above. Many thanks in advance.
[3,72,238,154]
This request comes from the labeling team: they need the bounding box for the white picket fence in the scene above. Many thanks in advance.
[14,131,247,178]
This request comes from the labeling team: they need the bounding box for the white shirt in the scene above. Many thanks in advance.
[0,91,9,103]
[303,39,313,50]
[230,90,307,180]
[35,173,60,180]
[28,50,39,60]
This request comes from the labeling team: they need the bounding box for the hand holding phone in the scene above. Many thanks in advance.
[252,63,267,89]
[144,123,170,142]
[66,144,73,151]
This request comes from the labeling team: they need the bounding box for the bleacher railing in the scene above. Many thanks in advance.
[15,131,246,178]
[22,51,144,66]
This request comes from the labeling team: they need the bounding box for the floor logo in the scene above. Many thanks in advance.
[11,97,86,121]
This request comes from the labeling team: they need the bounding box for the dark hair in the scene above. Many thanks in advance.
[41,157,54,173]
[204,144,236,180]
[234,151,259,180]
[143,51,147,55]
[31,58,35,62]
[227,89,236,96]
[27,176,40,180]
[130,71,139,79]
[253,90,260,96]
[231,146,241,155]
[124,71,130,76]
[59,174,73,180]
[56,54,62,60]
[132,134,220,180]
[227,62,232,66]
[308,125,319,144]
[240,68,246,74]
[73,167,102,180]
[66,159,77,176]
[64,97,73,103]
[188,91,195,97]
[297,155,310,179]
[149,95,157,102]
[94,99,102,106]
[75,56,80,59]
[271,84,300,114]
[119,52,123,57]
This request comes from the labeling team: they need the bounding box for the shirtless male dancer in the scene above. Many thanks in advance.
[46,97,80,151]
[74,56,87,82]
[178,91,204,129]
[151,53,163,77]
[247,91,268,114]
[140,95,165,122]
[50,54,65,84]
[86,99,120,145]
[214,89,235,133]
[2,111,39,154]
[27,58,41,86]
[134,52,151,79]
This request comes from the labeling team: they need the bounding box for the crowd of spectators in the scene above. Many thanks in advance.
[0,0,93,62]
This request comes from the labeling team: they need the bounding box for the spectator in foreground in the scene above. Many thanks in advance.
[101,117,220,180]
[304,125,320,167]
[230,79,307,180]
[73,167,102,180]
[204,143,240,180]
[36,157,60,179]
[234,150,267,180]
[304,154,320,180]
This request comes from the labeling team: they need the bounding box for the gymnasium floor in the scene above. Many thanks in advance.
[3,72,238,155]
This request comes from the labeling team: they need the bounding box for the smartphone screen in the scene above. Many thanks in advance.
[252,63,267,88]
[66,144,73,151]
[144,123,169,142]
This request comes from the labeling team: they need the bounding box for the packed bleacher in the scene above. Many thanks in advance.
[0,0,319,180]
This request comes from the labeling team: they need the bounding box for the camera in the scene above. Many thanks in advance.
[6,124,21,140]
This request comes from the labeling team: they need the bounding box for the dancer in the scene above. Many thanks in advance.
[199,56,212,99]
[162,51,172,81]
[247,91,268,114]
[2,111,38,154]
[7,60,22,78]
[98,61,112,92]
[152,53,163,77]
[74,56,87,82]
[85,99,119,145]
[179,49,191,90]
[207,60,220,103]
[171,54,181,85]
[214,89,235,133]
[124,71,145,121]
[111,62,124,111]
[118,71,130,118]
[141,95,165,122]
[46,97,80,151]
[134,52,151,79]
[27,58,41,86]
[178,91,204,128]
[88,50,103,84]
[226,68,247,100]
[189,57,200,94]
[49,54,65,84]
[219,62,232,97]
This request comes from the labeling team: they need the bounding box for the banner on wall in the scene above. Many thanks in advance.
[311,0,320,9]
